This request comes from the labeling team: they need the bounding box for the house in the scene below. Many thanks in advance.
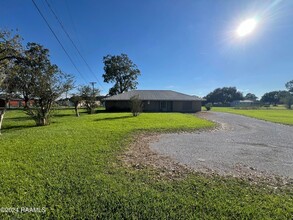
[230,100,258,107]
[103,90,203,113]
[0,97,35,109]
[7,99,24,108]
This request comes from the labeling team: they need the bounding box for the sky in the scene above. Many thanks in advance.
[1,0,293,98]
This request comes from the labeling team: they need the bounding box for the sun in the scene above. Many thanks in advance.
[236,18,258,37]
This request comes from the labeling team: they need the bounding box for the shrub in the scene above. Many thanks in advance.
[204,103,212,111]
[130,95,142,116]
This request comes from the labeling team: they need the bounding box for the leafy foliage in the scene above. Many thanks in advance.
[130,95,142,116]
[0,30,23,134]
[281,93,293,109]
[260,90,288,105]
[103,54,140,95]
[204,87,243,104]
[285,80,293,93]
[21,43,74,126]
[204,103,212,111]
[244,92,258,101]
[78,85,100,114]
[0,29,22,63]
[283,80,293,109]
[0,29,23,95]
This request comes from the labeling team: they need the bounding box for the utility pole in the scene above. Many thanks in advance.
[90,82,97,98]
[89,82,97,114]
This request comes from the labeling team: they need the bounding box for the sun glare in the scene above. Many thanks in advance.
[236,18,258,37]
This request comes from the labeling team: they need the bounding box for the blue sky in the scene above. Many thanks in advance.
[1,0,293,98]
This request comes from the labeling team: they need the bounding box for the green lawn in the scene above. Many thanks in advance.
[212,107,293,125]
[0,109,292,219]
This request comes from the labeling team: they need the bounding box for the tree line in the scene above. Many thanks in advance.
[204,82,293,109]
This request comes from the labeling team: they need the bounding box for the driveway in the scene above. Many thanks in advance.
[149,112,293,179]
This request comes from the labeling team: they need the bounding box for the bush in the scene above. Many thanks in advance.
[130,95,142,116]
[204,103,212,111]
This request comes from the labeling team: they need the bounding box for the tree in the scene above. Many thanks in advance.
[285,80,293,93]
[69,94,82,117]
[103,54,141,95]
[23,43,74,126]
[0,30,22,62]
[281,93,293,109]
[244,93,258,101]
[204,87,243,104]
[78,85,100,114]
[12,42,43,108]
[260,91,286,105]
[0,30,23,134]
[284,80,293,109]
[63,77,75,106]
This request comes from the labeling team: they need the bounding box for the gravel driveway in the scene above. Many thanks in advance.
[149,112,293,179]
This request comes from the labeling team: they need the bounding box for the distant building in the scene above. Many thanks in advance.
[103,90,203,113]
[0,98,34,109]
[230,100,258,107]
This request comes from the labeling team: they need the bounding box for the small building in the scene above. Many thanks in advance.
[103,90,203,113]
[7,99,24,108]
[0,98,35,109]
[230,100,257,107]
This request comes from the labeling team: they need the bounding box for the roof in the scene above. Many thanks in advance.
[232,100,255,103]
[103,90,203,101]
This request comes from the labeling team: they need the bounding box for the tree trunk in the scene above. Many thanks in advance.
[74,105,80,117]
[24,96,29,109]
[36,117,48,126]
[0,109,5,135]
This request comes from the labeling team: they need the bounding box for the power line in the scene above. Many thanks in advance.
[31,0,87,84]
[90,81,97,96]
[44,0,104,90]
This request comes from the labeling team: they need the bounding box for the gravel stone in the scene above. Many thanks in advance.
[149,112,293,178]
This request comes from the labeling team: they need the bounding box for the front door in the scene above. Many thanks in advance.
[160,101,172,112]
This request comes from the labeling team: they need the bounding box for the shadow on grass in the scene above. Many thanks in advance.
[53,113,76,118]
[95,109,108,113]
[95,115,133,121]
[2,124,36,133]
[6,116,32,122]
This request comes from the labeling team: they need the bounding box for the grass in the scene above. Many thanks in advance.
[0,109,292,219]
[212,106,293,125]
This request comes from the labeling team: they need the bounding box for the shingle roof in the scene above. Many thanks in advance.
[103,90,203,101]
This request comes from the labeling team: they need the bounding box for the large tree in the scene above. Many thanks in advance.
[0,30,23,134]
[204,87,243,104]
[281,92,293,109]
[23,43,74,126]
[260,91,286,105]
[12,42,45,108]
[102,53,140,95]
[285,80,293,93]
[283,80,293,109]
